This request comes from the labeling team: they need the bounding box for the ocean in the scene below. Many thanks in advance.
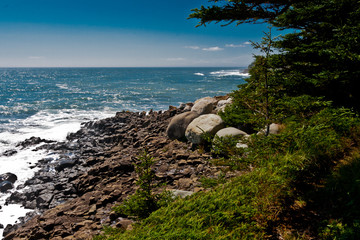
[0,67,247,236]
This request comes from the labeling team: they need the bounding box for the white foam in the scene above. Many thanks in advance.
[194,72,205,76]
[55,83,69,90]
[0,203,33,238]
[210,69,250,77]
[0,109,115,238]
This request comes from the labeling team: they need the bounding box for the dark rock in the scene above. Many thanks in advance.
[55,159,77,172]
[0,172,17,184]
[16,136,54,149]
[0,181,13,192]
[3,224,17,238]
[36,193,54,209]
[2,149,17,156]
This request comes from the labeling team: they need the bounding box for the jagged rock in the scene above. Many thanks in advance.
[16,137,54,149]
[166,111,200,140]
[215,127,248,138]
[2,149,17,157]
[191,97,217,115]
[185,114,225,144]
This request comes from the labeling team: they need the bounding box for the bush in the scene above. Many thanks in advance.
[113,150,173,220]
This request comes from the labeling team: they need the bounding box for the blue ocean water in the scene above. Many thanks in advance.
[0,67,247,233]
[0,67,247,130]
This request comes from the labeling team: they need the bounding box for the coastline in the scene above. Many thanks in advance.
[2,98,235,239]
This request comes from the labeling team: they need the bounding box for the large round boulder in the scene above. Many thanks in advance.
[215,127,248,138]
[191,97,217,115]
[185,114,225,144]
[166,111,200,140]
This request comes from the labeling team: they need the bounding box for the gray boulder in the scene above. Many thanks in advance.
[191,97,217,115]
[215,127,248,138]
[215,98,232,113]
[185,114,224,144]
[166,111,200,140]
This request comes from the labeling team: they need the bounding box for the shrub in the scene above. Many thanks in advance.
[113,150,173,220]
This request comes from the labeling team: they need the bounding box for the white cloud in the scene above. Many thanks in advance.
[185,46,200,50]
[202,46,224,51]
[243,41,252,45]
[225,44,246,48]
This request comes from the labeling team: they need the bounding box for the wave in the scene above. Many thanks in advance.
[0,108,116,236]
[56,83,69,90]
[194,72,205,76]
[210,69,250,77]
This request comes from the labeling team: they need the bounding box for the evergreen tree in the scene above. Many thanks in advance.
[190,0,360,110]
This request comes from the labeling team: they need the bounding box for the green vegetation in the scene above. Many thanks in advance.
[112,150,173,220]
[95,1,360,239]
[96,107,360,239]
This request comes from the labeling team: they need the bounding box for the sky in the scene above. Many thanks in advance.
[0,0,274,67]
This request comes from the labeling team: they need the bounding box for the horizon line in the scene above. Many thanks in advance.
[0,66,247,69]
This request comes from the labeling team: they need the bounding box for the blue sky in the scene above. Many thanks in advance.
[0,0,273,67]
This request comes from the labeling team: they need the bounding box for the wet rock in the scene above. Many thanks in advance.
[0,181,13,192]
[16,136,54,149]
[2,149,17,157]
[0,172,17,184]
[55,159,77,172]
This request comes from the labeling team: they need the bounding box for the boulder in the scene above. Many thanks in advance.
[0,181,13,192]
[0,172,17,184]
[55,159,77,172]
[215,127,248,138]
[258,123,283,135]
[191,97,217,115]
[185,114,225,144]
[215,98,232,113]
[166,111,200,140]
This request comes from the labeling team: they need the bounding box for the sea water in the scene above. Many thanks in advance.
[0,67,248,236]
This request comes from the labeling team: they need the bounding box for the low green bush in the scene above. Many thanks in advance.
[113,150,173,220]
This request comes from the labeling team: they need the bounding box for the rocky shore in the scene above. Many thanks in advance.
[2,96,241,240]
